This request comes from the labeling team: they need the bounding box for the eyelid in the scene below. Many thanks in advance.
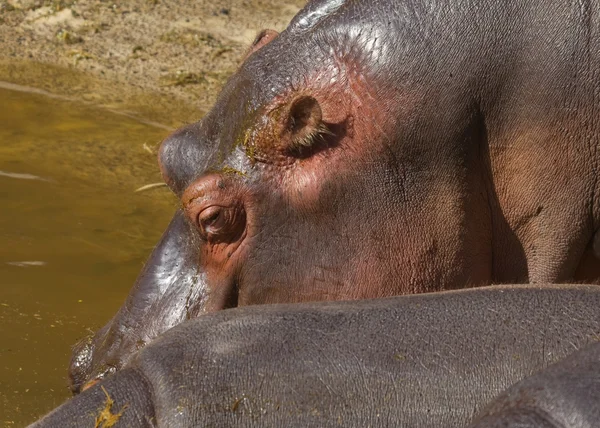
[194,204,246,244]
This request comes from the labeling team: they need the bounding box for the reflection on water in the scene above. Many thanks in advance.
[0,87,181,426]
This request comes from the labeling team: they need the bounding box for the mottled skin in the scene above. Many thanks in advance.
[70,0,600,390]
[36,285,600,427]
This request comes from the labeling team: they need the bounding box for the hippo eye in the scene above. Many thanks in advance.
[196,205,245,243]
[198,206,225,235]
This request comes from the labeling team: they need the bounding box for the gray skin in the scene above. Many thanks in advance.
[470,343,600,428]
[70,0,600,391]
[35,285,600,427]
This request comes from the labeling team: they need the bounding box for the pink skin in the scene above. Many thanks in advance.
[175,63,491,308]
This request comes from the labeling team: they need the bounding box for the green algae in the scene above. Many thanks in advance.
[220,166,246,177]
[94,386,128,428]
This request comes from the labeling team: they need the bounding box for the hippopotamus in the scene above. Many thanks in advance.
[69,0,600,392]
[471,340,600,428]
[33,285,600,427]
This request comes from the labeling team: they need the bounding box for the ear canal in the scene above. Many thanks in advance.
[287,96,324,148]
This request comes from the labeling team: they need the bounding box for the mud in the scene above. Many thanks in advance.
[0,0,305,126]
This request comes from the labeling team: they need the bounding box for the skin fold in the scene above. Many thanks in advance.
[69,0,600,396]
[34,285,600,427]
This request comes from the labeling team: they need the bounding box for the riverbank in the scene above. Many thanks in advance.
[0,0,304,127]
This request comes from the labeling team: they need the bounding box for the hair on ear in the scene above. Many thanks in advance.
[252,29,278,48]
[287,96,332,150]
[243,29,279,61]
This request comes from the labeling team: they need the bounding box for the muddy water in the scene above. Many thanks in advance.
[0,87,182,426]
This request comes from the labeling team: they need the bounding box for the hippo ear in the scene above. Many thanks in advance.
[243,29,279,60]
[285,95,329,151]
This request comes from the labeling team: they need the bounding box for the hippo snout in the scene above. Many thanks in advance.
[67,211,210,392]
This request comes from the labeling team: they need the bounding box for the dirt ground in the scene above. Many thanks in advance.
[0,0,306,127]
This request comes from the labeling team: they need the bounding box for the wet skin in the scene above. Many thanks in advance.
[70,0,600,391]
[35,285,600,427]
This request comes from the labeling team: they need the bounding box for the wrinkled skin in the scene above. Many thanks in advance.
[70,0,600,391]
[470,341,600,428]
[36,285,600,427]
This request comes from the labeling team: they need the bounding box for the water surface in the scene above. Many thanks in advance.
[0,87,180,426]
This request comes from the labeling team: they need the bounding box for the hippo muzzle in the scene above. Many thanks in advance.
[69,210,207,393]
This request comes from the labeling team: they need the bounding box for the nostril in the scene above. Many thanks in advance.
[68,336,94,395]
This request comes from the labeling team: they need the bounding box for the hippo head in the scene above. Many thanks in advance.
[69,0,494,392]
